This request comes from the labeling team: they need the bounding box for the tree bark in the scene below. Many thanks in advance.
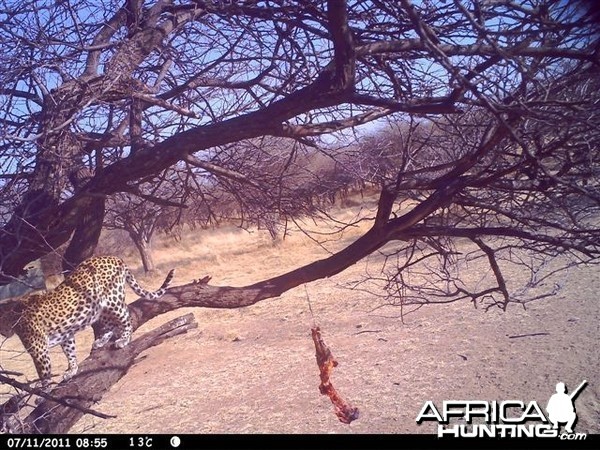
[131,233,155,273]
[63,197,106,274]
[124,224,156,273]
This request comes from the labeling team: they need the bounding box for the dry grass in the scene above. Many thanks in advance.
[1,197,599,434]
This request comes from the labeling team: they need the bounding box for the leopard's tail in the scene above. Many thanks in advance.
[125,267,175,299]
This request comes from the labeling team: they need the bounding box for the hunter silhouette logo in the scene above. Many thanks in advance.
[416,379,589,438]
[546,380,587,434]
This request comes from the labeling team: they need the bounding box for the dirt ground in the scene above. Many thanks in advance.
[1,203,599,435]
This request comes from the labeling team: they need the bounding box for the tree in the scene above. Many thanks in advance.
[0,0,599,433]
[104,173,188,272]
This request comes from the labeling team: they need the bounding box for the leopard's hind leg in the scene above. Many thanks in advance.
[60,334,79,381]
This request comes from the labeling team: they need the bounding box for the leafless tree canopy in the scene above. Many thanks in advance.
[0,0,599,434]
[0,0,598,309]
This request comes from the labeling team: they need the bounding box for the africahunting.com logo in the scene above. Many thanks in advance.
[416,380,588,439]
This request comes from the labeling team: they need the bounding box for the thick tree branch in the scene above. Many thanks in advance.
[184,154,262,189]
[356,40,598,62]
[327,0,355,91]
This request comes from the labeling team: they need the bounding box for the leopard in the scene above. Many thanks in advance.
[0,256,174,387]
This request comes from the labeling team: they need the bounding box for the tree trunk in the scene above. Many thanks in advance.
[128,230,155,273]
[63,197,106,274]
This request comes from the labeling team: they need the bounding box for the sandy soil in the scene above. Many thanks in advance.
[2,203,599,435]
